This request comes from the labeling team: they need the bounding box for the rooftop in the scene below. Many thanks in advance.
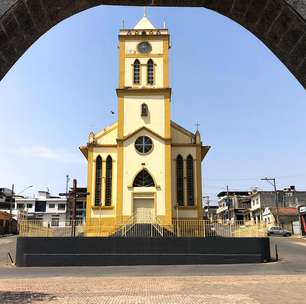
[134,15,155,30]
[270,207,298,216]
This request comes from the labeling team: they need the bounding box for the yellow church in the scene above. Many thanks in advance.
[80,13,210,235]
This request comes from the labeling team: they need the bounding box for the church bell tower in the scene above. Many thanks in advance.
[116,13,172,224]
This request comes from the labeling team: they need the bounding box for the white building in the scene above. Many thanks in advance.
[14,191,67,227]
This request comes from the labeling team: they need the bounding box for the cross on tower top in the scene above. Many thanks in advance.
[195,122,200,131]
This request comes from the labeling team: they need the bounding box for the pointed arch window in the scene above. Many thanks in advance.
[133,170,155,187]
[176,155,184,206]
[105,155,113,206]
[133,59,140,85]
[186,155,195,206]
[147,59,154,85]
[95,156,102,206]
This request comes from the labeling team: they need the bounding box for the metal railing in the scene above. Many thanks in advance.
[19,220,84,237]
[18,218,267,238]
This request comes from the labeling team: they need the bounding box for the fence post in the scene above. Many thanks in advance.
[275,244,279,261]
[46,222,49,237]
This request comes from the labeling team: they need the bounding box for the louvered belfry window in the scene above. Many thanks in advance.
[133,59,140,84]
[147,59,154,85]
[186,155,195,206]
[95,156,102,206]
[105,155,112,206]
[133,170,155,187]
[176,155,184,206]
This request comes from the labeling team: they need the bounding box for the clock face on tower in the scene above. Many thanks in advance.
[137,42,152,54]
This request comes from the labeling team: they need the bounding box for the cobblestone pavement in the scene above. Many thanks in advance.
[0,275,306,304]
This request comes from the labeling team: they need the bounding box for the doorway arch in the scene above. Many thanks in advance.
[0,1,305,88]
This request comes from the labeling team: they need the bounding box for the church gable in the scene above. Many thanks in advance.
[122,126,168,143]
[95,122,118,145]
[171,121,195,144]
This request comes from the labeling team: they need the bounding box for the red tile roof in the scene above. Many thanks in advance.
[270,207,298,216]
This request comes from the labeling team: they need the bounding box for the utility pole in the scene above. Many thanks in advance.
[60,179,89,237]
[226,185,230,222]
[9,184,14,233]
[261,177,279,225]
[71,179,77,237]
[60,179,77,237]
[65,175,70,197]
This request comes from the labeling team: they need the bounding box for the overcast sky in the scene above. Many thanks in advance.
[0,6,305,204]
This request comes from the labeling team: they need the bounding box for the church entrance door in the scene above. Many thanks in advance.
[133,198,154,224]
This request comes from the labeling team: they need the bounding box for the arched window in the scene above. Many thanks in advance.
[133,170,155,187]
[133,59,140,84]
[141,103,148,117]
[176,155,184,206]
[95,156,102,206]
[186,155,195,206]
[105,155,112,206]
[147,59,154,85]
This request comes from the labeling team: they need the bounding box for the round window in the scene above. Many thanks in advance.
[135,136,153,154]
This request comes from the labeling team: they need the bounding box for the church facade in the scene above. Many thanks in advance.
[80,15,210,234]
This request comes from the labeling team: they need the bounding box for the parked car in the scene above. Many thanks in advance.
[267,226,291,237]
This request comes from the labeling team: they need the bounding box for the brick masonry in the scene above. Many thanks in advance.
[0,0,305,88]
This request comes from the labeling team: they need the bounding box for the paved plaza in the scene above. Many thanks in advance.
[0,236,305,303]
[1,274,306,303]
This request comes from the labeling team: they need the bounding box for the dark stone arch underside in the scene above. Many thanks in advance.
[0,0,305,88]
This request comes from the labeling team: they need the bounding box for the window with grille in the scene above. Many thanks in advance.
[51,215,59,227]
[105,155,112,206]
[147,59,154,85]
[186,155,195,206]
[95,155,102,206]
[133,170,155,187]
[58,204,66,210]
[176,155,184,206]
[133,59,140,85]
[35,201,46,212]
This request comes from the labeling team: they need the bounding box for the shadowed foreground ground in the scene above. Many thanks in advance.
[0,236,305,303]
[0,275,306,303]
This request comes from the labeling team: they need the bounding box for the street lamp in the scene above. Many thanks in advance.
[9,184,34,233]
[261,177,279,225]
[17,185,34,196]
[203,196,210,220]
[10,184,34,222]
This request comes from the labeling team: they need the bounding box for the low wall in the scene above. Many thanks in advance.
[16,237,270,267]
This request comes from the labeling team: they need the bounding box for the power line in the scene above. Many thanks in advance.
[205,173,306,182]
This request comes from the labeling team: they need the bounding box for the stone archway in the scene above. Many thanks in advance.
[0,0,305,88]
